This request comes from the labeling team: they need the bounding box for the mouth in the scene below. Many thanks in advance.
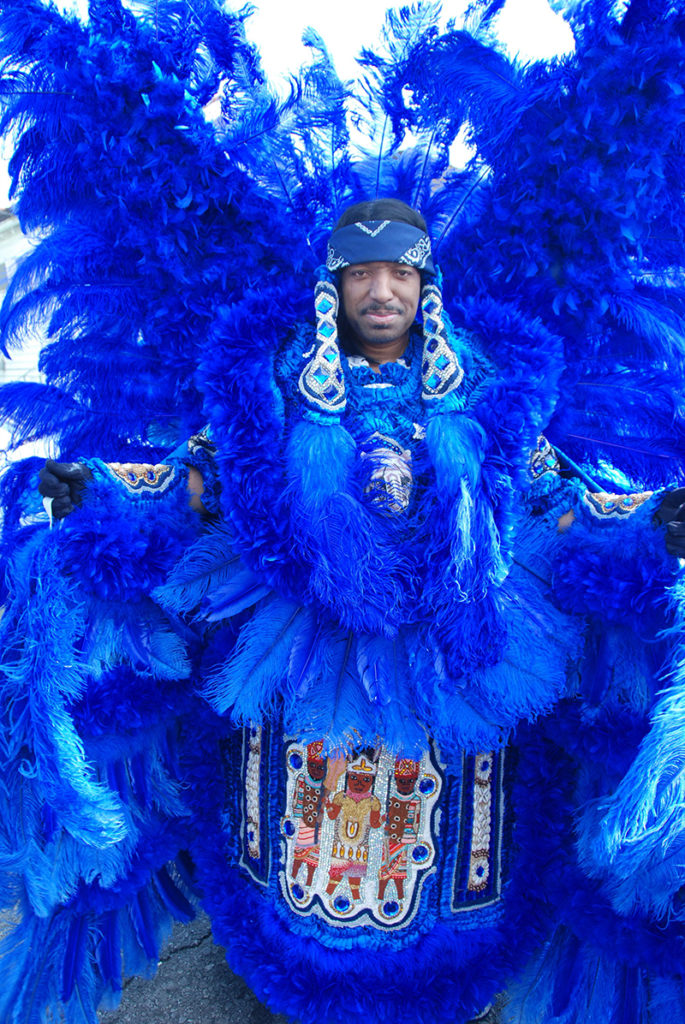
[363,307,401,326]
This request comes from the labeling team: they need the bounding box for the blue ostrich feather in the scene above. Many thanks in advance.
[203,597,303,718]
[0,0,279,456]
[576,572,685,920]
[287,612,325,698]
[153,523,241,615]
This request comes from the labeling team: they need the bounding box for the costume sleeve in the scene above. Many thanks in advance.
[0,441,215,1023]
[525,436,673,642]
[520,439,685,928]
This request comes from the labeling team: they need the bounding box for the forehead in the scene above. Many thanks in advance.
[342,261,419,273]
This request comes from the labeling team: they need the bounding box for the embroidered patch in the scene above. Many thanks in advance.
[584,489,653,519]
[359,432,413,515]
[280,742,442,929]
[105,462,177,494]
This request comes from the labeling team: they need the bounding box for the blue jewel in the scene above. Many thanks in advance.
[412,844,429,863]
[247,829,254,842]
[383,900,400,917]
[419,778,435,795]
[289,753,303,770]
[284,820,296,837]
[333,896,350,913]
[476,865,485,877]
[292,884,304,900]
[480,760,490,772]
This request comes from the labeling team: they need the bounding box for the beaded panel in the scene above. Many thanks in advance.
[583,489,653,519]
[239,724,271,886]
[450,750,505,914]
[104,462,177,494]
[421,284,464,401]
[279,741,442,930]
[298,282,346,414]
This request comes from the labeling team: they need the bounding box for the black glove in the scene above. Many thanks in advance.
[38,460,92,519]
[654,487,685,557]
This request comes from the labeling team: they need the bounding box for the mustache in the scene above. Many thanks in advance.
[360,304,402,314]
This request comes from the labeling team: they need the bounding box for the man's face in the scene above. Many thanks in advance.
[346,771,374,795]
[395,774,418,796]
[341,261,421,351]
[307,758,326,782]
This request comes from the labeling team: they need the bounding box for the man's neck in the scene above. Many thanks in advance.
[356,334,410,370]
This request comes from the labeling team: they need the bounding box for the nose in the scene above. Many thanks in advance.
[369,269,394,304]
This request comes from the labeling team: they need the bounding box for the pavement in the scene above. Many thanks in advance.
[2,904,503,1024]
[98,914,289,1024]
[97,913,503,1024]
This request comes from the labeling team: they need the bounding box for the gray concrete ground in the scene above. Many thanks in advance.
[2,905,503,1024]
[98,914,289,1024]
[0,907,507,1024]
[97,913,503,1024]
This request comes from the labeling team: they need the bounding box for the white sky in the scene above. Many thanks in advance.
[246,0,573,84]
[0,0,573,204]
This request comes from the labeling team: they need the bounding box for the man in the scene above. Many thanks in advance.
[325,750,383,907]
[27,197,685,1024]
[378,757,421,903]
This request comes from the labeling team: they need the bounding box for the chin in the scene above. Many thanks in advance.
[361,331,403,346]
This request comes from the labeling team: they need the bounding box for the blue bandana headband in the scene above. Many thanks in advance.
[298,218,463,418]
[326,220,436,278]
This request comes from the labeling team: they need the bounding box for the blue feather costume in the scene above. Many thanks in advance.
[1,1,685,1022]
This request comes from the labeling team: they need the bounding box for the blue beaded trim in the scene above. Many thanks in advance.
[297,282,346,415]
[421,284,464,403]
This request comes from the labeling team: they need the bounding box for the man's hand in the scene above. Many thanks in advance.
[38,460,92,519]
[654,487,685,557]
